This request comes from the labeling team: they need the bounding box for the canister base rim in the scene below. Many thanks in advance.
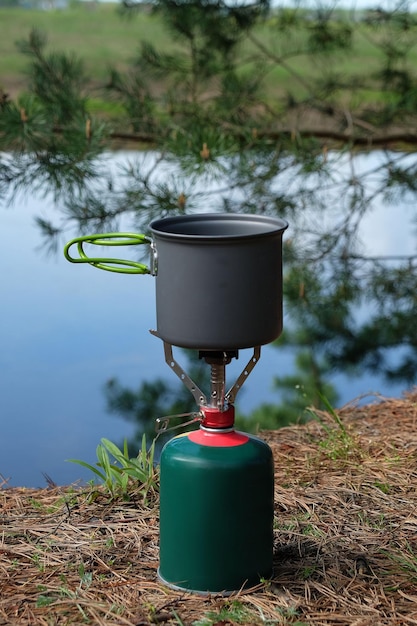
[157,569,243,597]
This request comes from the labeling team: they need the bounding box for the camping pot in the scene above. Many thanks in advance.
[64,213,288,350]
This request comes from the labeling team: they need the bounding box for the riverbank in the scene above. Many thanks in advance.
[1,390,417,625]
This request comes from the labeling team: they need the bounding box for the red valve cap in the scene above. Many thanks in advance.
[200,405,235,429]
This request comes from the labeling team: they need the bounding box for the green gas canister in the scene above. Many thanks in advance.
[158,405,274,595]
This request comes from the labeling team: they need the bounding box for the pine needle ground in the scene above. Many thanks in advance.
[1,391,417,625]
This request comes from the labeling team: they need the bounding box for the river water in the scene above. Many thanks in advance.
[0,150,415,487]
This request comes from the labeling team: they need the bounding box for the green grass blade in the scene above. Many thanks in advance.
[317,391,347,434]
[67,459,106,482]
[101,438,129,466]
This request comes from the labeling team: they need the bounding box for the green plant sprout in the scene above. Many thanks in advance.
[69,435,159,501]
[384,540,417,582]
[307,393,360,460]
[193,600,254,626]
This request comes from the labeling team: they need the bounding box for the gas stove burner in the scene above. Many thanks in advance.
[153,338,273,595]
[153,339,261,432]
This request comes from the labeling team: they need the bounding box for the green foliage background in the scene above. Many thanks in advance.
[1,0,417,445]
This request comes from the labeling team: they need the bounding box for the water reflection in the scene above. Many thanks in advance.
[0,151,413,487]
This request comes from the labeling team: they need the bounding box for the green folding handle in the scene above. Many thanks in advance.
[63,232,152,274]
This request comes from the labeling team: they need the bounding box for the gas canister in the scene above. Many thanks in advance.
[158,417,274,595]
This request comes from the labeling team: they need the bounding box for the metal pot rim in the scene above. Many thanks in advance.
[150,212,288,241]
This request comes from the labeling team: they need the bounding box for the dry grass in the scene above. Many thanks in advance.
[1,390,417,625]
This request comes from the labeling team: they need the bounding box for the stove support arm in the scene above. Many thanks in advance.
[225,346,261,404]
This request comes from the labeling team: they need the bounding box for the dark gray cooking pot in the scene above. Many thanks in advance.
[64,213,288,351]
[149,213,288,350]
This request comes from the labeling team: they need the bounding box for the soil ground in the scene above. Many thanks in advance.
[1,390,417,625]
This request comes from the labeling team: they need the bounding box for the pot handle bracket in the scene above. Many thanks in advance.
[63,232,156,275]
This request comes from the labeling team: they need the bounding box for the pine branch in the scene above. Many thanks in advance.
[95,128,417,149]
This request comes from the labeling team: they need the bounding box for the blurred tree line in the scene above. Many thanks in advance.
[1,0,417,444]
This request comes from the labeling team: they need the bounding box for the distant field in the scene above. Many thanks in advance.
[0,4,173,95]
[1,4,417,107]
